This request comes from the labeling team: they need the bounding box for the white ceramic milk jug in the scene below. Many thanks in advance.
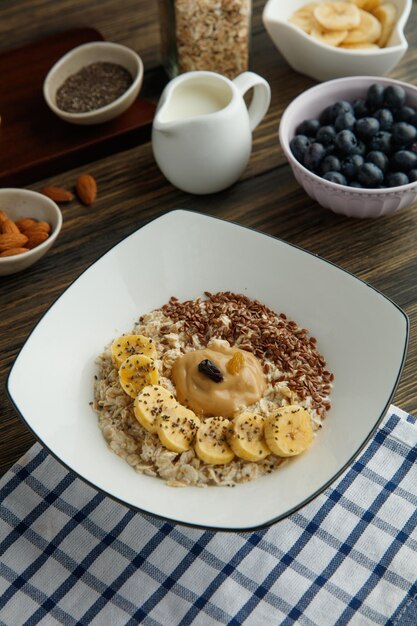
[152,71,271,194]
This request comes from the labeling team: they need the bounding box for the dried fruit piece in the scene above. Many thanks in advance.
[198,359,224,383]
[289,3,319,33]
[0,247,29,257]
[75,174,97,205]
[1,219,20,235]
[311,24,349,46]
[352,0,381,11]
[15,218,37,231]
[0,210,8,223]
[314,2,361,31]
[374,3,397,47]
[26,229,49,249]
[0,232,28,252]
[41,186,74,202]
[227,351,245,374]
[343,9,382,43]
[340,42,380,48]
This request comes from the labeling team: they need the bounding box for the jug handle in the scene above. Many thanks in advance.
[233,72,271,132]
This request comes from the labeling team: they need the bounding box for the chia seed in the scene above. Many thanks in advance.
[56,62,133,113]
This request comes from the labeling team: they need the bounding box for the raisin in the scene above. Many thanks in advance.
[227,351,245,374]
[198,359,223,383]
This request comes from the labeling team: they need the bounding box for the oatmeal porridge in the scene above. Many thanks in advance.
[93,292,333,487]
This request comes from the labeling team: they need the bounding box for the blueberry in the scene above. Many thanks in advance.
[290,135,311,162]
[353,99,368,118]
[373,108,394,131]
[354,140,366,157]
[325,143,336,156]
[408,169,417,182]
[366,150,389,173]
[303,142,326,171]
[320,155,341,174]
[335,112,356,132]
[394,106,417,123]
[410,142,417,154]
[323,171,347,185]
[319,105,334,126]
[316,125,337,146]
[355,116,380,140]
[390,150,417,172]
[349,181,364,188]
[357,162,384,187]
[366,84,385,111]
[368,131,393,154]
[409,112,417,128]
[384,85,406,109]
[392,122,417,146]
[296,119,320,137]
[331,100,354,120]
[335,129,358,155]
[386,172,409,187]
[340,154,364,179]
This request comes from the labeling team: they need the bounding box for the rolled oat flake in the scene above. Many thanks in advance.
[56,62,133,113]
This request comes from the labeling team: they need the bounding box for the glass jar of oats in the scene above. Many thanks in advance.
[158,0,251,80]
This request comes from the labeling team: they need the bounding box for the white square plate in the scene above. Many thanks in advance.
[7,210,408,531]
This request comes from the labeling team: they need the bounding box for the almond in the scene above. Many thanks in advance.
[2,219,20,235]
[26,230,49,249]
[24,221,51,234]
[15,218,37,232]
[0,210,8,223]
[75,174,97,205]
[41,186,74,202]
[0,232,28,252]
[0,247,29,257]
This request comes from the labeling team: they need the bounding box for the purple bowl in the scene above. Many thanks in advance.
[279,76,417,218]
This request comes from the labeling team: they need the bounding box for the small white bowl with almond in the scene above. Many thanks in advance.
[263,0,411,82]
[0,189,63,276]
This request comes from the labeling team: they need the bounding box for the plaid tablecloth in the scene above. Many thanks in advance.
[0,405,416,626]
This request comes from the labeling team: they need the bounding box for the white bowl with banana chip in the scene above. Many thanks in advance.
[263,0,411,82]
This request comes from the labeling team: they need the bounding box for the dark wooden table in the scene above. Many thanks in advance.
[1,1,416,476]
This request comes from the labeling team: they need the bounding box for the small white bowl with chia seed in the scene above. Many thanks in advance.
[43,41,144,125]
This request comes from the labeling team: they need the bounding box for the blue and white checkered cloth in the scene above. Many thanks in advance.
[0,405,416,626]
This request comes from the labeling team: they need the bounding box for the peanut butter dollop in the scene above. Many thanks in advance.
[172,344,266,418]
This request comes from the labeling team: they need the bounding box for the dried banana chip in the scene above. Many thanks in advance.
[343,9,382,43]
[314,2,361,31]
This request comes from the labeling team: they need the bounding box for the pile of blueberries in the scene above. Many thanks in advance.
[290,83,417,188]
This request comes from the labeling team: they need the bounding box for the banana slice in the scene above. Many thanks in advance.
[194,417,235,465]
[111,334,157,368]
[118,355,158,398]
[340,42,380,48]
[264,405,314,458]
[311,24,348,47]
[289,3,319,34]
[374,3,397,47]
[133,384,177,433]
[346,0,381,10]
[228,412,271,462]
[314,2,361,31]
[343,9,382,44]
[157,405,200,453]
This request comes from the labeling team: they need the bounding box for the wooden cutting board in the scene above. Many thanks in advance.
[0,28,156,187]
